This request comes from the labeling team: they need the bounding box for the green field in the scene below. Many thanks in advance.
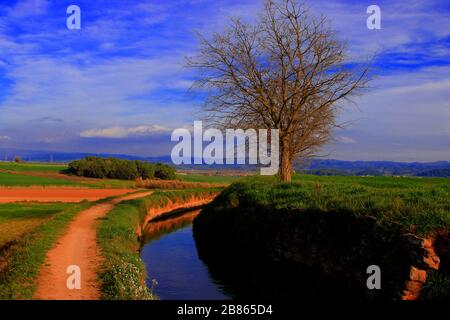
[0,162,66,173]
[0,202,90,299]
[218,175,450,235]
[0,162,243,187]
[0,203,73,223]
[0,203,73,247]
[0,171,136,188]
[0,162,136,188]
[0,172,85,187]
[1,160,449,234]
[292,173,450,189]
[0,160,448,300]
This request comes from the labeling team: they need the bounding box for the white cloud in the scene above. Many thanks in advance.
[328,65,450,161]
[80,125,172,139]
[380,78,450,95]
[337,136,356,144]
[168,79,194,90]
[0,54,192,127]
[0,0,449,160]
[38,136,62,144]
[0,135,11,141]
[7,0,49,18]
[309,0,450,60]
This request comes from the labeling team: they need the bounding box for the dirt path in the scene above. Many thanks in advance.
[34,191,152,300]
[0,187,137,203]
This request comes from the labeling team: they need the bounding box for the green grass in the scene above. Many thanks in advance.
[97,199,156,300]
[0,202,90,299]
[216,174,450,236]
[0,170,137,188]
[0,161,245,188]
[0,203,73,248]
[0,162,67,173]
[204,175,449,300]
[0,172,84,187]
[97,188,218,300]
[0,203,72,222]
[420,270,450,300]
[0,161,137,188]
[292,173,450,189]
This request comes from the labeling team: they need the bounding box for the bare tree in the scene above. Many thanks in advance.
[187,0,370,182]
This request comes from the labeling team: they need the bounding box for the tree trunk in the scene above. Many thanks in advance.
[278,140,292,182]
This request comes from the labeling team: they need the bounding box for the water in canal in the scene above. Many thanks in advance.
[140,208,362,300]
[140,209,235,300]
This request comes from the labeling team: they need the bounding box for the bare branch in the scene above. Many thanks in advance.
[186,0,372,181]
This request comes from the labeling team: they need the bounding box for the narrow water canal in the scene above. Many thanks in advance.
[140,208,362,300]
[140,209,235,300]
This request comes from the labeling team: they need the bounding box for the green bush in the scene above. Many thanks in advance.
[154,162,176,180]
[68,157,175,181]
[137,161,155,179]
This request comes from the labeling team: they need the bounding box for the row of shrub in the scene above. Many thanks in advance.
[67,157,176,180]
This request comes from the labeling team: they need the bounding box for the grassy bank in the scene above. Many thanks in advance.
[0,202,91,299]
[97,188,219,300]
[199,177,449,300]
[226,175,450,235]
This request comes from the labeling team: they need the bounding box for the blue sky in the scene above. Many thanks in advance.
[0,0,449,161]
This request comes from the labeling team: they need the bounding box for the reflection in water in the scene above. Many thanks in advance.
[141,210,234,300]
[140,208,358,300]
[141,210,199,243]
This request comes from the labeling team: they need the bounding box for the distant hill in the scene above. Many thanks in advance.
[297,159,450,177]
[0,148,449,177]
[416,168,450,178]
[0,148,164,163]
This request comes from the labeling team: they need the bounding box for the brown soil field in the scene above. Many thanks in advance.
[0,188,137,203]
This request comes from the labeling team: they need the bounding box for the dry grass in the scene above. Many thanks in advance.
[0,218,48,248]
[135,178,226,189]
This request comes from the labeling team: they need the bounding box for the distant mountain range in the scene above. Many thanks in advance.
[1,148,449,178]
[299,159,450,177]
[0,148,158,163]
